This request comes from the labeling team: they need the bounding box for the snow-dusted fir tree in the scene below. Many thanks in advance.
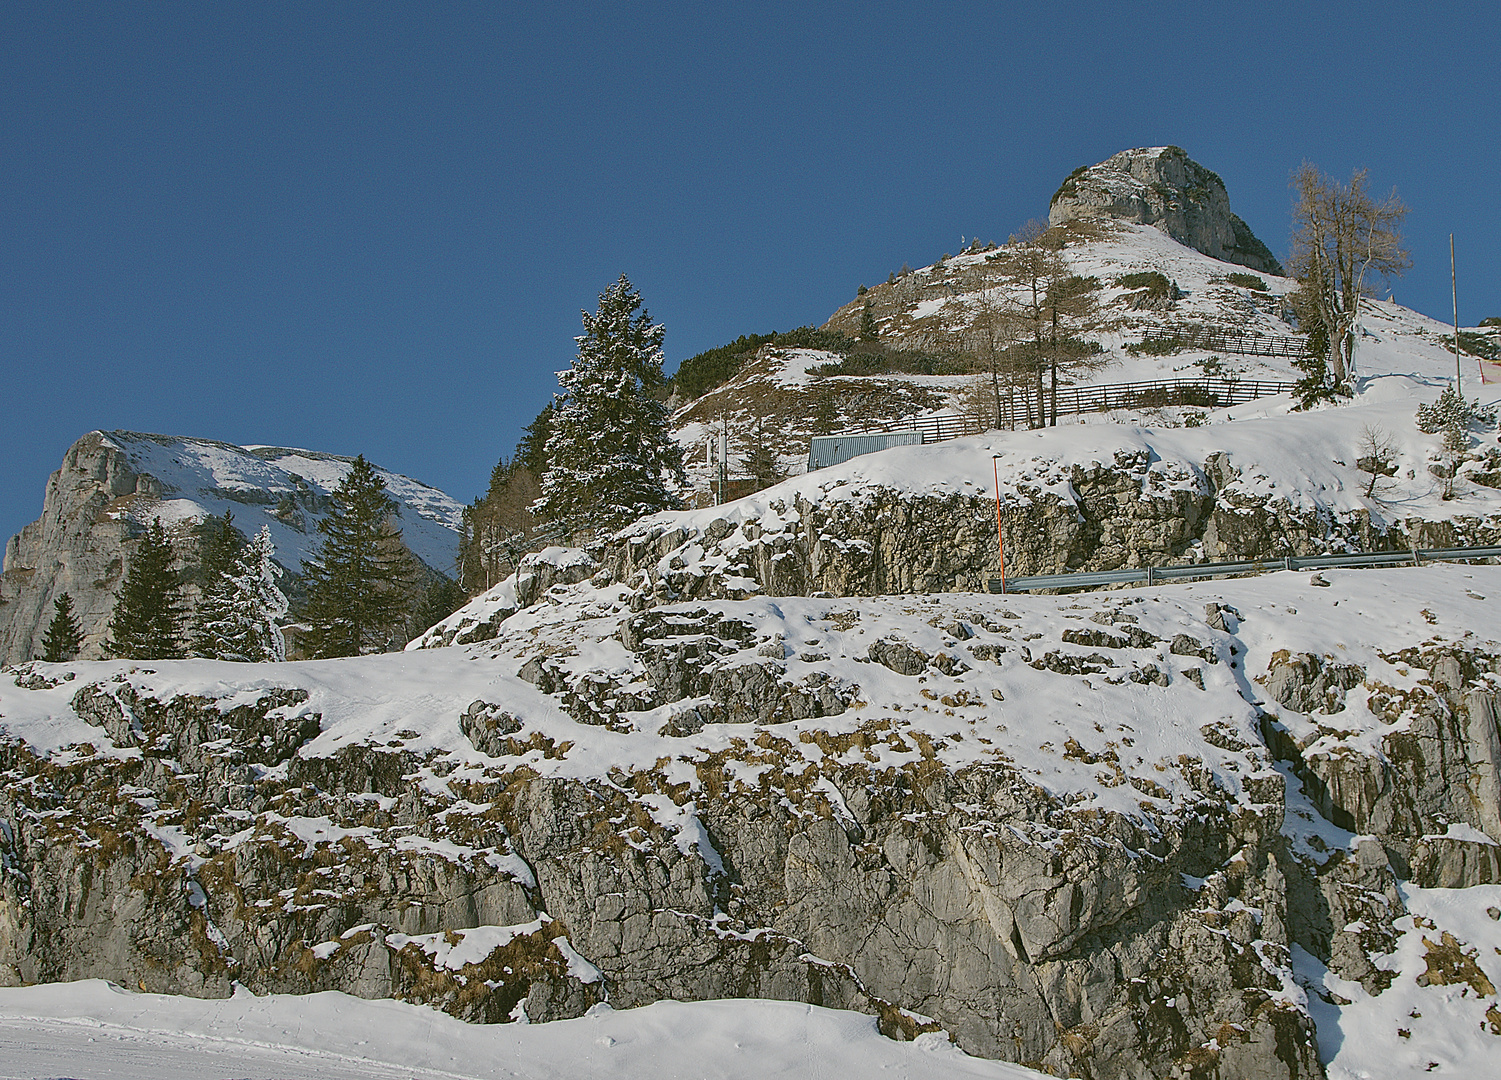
[196,526,288,662]
[535,275,687,538]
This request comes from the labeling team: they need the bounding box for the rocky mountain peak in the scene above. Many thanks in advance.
[1048,146,1284,276]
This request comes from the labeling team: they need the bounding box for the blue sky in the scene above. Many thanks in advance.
[3,2,1498,555]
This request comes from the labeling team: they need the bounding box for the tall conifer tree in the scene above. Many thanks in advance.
[41,593,83,662]
[301,456,416,657]
[190,511,245,656]
[106,518,186,659]
[535,275,686,537]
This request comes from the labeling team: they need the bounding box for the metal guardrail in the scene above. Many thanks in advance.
[987,545,1501,594]
[829,412,984,446]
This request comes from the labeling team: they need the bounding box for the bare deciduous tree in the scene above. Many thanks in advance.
[1289,164,1410,392]
[1356,424,1398,499]
[962,268,1021,429]
[955,221,1107,429]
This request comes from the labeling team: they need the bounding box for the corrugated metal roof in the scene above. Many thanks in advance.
[808,431,922,470]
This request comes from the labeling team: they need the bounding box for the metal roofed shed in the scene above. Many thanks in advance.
[808,431,922,470]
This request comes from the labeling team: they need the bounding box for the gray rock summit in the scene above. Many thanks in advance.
[1048,146,1284,276]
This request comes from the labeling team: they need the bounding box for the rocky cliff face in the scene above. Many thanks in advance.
[0,433,146,665]
[1049,147,1284,276]
[0,431,463,664]
[8,561,1499,1079]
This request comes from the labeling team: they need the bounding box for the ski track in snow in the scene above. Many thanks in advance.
[0,981,1042,1080]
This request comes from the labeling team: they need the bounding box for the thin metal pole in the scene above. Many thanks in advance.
[1451,234,1463,396]
[992,454,1005,593]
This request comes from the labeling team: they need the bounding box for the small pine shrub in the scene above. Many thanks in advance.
[772,326,855,353]
[1127,335,1186,356]
[1226,272,1269,291]
[671,333,778,400]
[1443,330,1500,360]
[810,348,970,377]
[1117,271,1171,296]
[1415,387,1498,434]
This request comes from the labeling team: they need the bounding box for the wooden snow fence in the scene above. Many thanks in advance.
[999,375,1296,429]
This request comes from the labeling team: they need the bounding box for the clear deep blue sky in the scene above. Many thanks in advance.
[4,2,1499,553]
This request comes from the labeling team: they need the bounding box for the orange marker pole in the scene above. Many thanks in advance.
[992,454,1005,593]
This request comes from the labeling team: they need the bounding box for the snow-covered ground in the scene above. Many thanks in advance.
[672,222,1501,503]
[647,373,1501,588]
[1301,882,1501,1079]
[0,982,1043,1080]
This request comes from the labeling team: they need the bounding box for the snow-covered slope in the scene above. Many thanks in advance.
[93,431,463,572]
[0,981,1043,1080]
[6,560,1500,1076]
[825,222,1306,383]
[677,217,1500,515]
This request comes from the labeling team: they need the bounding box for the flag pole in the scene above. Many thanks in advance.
[1451,234,1463,396]
[992,454,1005,593]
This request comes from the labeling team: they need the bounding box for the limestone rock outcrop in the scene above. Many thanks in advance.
[1049,146,1284,276]
[595,463,1491,609]
[8,556,1500,1077]
[0,587,1326,1077]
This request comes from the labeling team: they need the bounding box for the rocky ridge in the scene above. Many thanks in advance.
[426,410,1501,654]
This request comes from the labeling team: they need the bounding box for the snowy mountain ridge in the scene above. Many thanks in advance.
[0,429,464,663]
[678,215,1499,507]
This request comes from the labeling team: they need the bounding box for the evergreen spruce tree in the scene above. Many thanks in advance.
[535,275,687,538]
[301,456,417,658]
[40,593,83,662]
[190,511,246,656]
[513,401,556,478]
[196,512,245,584]
[105,518,186,659]
[197,526,289,662]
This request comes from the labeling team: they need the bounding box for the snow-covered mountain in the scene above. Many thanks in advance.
[629,243,1501,614]
[0,430,463,663]
[3,149,1501,1080]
